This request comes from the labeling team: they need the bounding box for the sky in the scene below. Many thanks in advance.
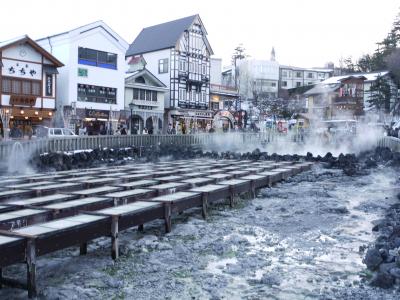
[0,0,398,69]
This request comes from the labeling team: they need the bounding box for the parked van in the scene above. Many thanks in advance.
[32,126,76,138]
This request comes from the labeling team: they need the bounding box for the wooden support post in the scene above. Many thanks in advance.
[201,194,208,220]
[229,187,234,208]
[138,224,144,232]
[26,239,37,298]
[164,203,172,233]
[0,267,2,289]
[111,216,119,260]
[251,181,256,199]
[80,243,87,255]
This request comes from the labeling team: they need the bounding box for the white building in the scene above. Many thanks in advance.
[125,56,168,134]
[238,59,280,99]
[279,65,333,90]
[37,21,129,135]
[0,35,63,137]
[126,14,214,132]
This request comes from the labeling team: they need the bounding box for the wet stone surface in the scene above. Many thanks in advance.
[1,165,400,299]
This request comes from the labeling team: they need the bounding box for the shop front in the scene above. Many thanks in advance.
[73,108,112,135]
[213,110,235,132]
[168,109,214,134]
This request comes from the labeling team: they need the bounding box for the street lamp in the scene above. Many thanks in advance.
[128,102,136,135]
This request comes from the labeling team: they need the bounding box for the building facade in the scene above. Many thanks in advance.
[279,65,333,90]
[210,58,240,130]
[125,58,167,134]
[305,75,366,120]
[37,21,129,135]
[0,35,63,138]
[126,14,214,133]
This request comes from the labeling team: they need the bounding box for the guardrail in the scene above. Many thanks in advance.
[377,136,400,152]
[0,132,277,161]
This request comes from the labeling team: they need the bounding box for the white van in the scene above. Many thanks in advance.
[47,128,77,138]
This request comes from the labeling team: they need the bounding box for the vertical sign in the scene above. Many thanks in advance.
[46,74,53,96]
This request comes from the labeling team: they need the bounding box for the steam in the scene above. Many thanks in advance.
[201,121,384,157]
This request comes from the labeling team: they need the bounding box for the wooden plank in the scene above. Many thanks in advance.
[71,186,123,198]
[6,194,78,207]
[112,179,159,190]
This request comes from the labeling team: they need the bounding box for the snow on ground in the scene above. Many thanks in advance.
[1,165,400,299]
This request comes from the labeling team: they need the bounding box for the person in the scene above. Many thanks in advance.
[27,126,33,140]
[121,126,127,135]
[209,127,215,133]
[148,127,153,135]
[167,123,173,134]
[115,127,121,135]
[143,127,148,135]
[132,126,138,135]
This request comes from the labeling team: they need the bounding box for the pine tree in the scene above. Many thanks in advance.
[367,75,392,113]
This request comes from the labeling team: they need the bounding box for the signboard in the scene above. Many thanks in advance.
[45,74,53,96]
[1,59,41,80]
[85,109,109,119]
[10,95,36,106]
[78,68,88,77]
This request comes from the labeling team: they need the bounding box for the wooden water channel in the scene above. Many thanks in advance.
[0,158,313,297]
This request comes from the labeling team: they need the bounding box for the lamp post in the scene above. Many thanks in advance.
[128,102,135,135]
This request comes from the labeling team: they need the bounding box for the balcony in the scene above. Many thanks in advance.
[130,99,160,107]
[210,84,239,96]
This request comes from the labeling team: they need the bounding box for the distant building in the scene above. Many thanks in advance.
[279,65,333,90]
[304,75,366,120]
[125,57,168,134]
[318,71,398,119]
[37,21,129,135]
[126,14,214,133]
[238,59,280,100]
[0,35,63,136]
[210,58,240,130]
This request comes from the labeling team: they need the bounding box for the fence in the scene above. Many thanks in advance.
[0,132,277,161]
[377,136,400,152]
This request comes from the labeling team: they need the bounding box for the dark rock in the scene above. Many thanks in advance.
[364,248,383,270]
[389,267,400,278]
[370,271,394,289]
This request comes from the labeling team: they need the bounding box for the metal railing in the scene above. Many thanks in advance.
[377,136,400,152]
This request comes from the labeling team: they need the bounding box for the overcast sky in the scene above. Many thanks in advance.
[1,0,398,68]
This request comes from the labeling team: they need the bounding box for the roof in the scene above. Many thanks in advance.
[322,71,389,84]
[125,68,167,88]
[36,20,129,50]
[126,14,213,56]
[280,65,333,72]
[303,83,340,96]
[0,35,64,67]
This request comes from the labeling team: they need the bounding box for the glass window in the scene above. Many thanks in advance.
[139,89,145,100]
[77,84,116,104]
[86,49,97,61]
[12,80,20,94]
[296,72,302,78]
[158,58,169,73]
[22,81,31,94]
[2,78,11,93]
[97,51,108,63]
[282,81,287,87]
[107,53,117,65]
[145,90,152,101]
[296,82,301,87]
[133,88,139,99]
[78,47,117,69]
[151,91,157,101]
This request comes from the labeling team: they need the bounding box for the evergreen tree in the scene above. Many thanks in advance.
[367,75,392,113]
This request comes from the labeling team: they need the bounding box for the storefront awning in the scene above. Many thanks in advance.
[43,66,59,74]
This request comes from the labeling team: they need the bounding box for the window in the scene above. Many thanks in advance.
[2,78,11,93]
[308,82,313,85]
[133,88,139,99]
[158,58,169,73]
[282,81,287,87]
[271,82,276,87]
[139,89,145,100]
[151,91,157,101]
[282,71,288,77]
[179,60,187,72]
[12,80,20,94]
[78,47,117,69]
[77,84,117,104]
[145,90,152,101]
[296,82,301,87]
[307,72,313,79]
[1,77,42,96]
[22,81,31,95]
[296,72,302,78]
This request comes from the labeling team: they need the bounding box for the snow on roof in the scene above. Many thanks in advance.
[322,71,389,84]
[0,35,28,49]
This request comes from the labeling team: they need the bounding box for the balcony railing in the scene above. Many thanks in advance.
[210,84,239,95]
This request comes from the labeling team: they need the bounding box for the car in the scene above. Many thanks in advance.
[32,126,77,138]
[48,128,77,138]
